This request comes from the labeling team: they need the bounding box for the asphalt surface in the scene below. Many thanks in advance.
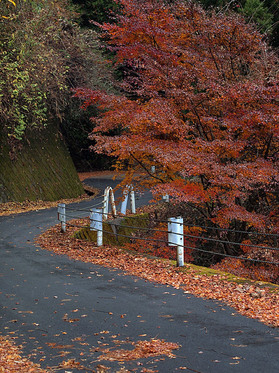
[0,177,279,372]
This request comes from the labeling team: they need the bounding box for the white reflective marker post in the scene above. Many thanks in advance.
[58,203,66,233]
[168,216,184,267]
[90,208,103,246]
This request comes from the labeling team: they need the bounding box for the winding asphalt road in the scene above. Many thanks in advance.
[0,177,279,372]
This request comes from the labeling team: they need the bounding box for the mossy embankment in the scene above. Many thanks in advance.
[74,214,149,246]
[0,123,84,203]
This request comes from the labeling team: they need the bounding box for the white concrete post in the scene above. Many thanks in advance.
[109,188,117,217]
[103,187,117,220]
[58,203,66,232]
[121,186,136,215]
[90,208,103,246]
[130,189,136,214]
[103,189,108,220]
[162,194,169,202]
[168,216,184,267]
[103,187,110,220]
[120,186,129,215]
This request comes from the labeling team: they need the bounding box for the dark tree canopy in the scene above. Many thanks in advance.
[71,0,119,27]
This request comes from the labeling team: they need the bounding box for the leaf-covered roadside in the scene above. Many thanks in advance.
[0,191,93,217]
[0,175,99,216]
[0,172,112,217]
[36,219,279,328]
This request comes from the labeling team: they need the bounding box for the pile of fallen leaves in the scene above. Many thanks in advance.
[99,339,180,361]
[37,219,279,328]
[78,171,125,181]
[0,335,48,373]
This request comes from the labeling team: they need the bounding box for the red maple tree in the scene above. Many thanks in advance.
[75,0,279,257]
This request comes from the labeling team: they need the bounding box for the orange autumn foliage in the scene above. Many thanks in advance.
[212,238,279,283]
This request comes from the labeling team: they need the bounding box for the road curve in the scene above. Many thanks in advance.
[0,177,278,372]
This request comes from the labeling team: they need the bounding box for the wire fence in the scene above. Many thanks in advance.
[124,213,279,238]
[65,195,105,212]
[57,195,279,267]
